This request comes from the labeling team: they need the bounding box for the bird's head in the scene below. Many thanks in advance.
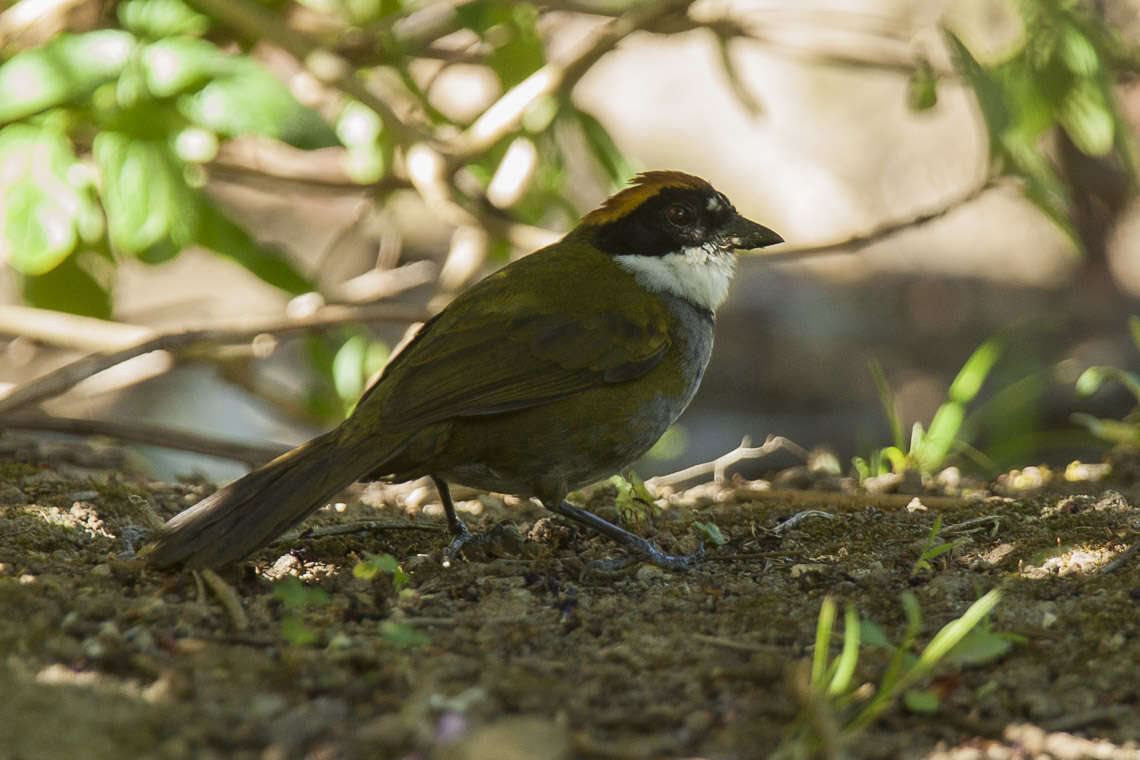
[576,171,782,313]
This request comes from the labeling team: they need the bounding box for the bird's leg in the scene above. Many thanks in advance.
[433,477,520,566]
[547,500,704,571]
[434,477,474,566]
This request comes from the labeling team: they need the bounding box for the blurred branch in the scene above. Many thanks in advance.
[208,138,407,192]
[649,435,809,487]
[0,302,431,415]
[700,17,954,78]
[449,0,696,163]
[184,0,428,145]
[0,305,155,353]
[0,411,290,466]
[759,175,1002,263]
[0,0,88,50]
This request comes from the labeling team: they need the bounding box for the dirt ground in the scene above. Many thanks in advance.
[2,434,1139,760]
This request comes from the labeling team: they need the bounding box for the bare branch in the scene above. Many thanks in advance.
[758,176,1002,263]
[0,305,155,353]
[0,302,430,415]
[449,0,696,163]
[648,435,810,488]
[0,412,291,466]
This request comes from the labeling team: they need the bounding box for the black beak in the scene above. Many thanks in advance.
[721,214,783,251]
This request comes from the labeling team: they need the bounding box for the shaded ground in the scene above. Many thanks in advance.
[2,435,1139,760]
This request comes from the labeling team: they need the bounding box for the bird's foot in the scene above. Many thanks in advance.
[441,520,523,568]
[548,500,705,571]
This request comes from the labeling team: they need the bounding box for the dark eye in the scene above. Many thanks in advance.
[666,203,695,227]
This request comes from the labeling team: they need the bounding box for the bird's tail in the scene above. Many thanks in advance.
[145,428,376,569]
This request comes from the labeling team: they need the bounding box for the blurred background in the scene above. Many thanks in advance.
[1,0,1139,486]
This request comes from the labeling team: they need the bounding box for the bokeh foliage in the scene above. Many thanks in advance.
[0,0,1137,436]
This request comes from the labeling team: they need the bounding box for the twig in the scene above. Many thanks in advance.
[756,176,1003,263]
[735,488,982,512]
[449,0,695,162]
[1099,538,1140,575]
[770,510,835,535]
[208,138,409,192]
[0,412,290,466]
[0,305,155,353]
[200,569,250,631]
[690,632,770,654]
[0,302,430,414]
[649,435,809,487]
[275,520,446,544]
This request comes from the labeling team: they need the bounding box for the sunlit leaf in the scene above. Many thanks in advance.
[0,31,136,123]
[119,0,209,38]
[0,124,103,275]
[1058,78,1114,156]
[948,339,1002,403]
[180,60,337,148]
[94,131,197,259]
[142,37,225,97]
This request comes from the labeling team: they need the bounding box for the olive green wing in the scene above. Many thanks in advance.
[361,301,671,431]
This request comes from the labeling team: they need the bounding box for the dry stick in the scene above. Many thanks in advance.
[449,0,696,163]
[0,412,290,467]
[758,176,1004,263]
[649,435,810,487]
[275,520,446,544]
[735,488,981,512]
[200,569,250,631]
[0,302,429,415]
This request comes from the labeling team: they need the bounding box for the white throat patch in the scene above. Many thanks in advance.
[614,245,737,312]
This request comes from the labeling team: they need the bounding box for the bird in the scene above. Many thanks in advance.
[146,171,782,570]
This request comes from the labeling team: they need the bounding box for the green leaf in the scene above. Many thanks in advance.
[575,108,636,190]
[811,596,837,689]
[142,37,226,98]
[945,625,1015,667]
[1075,366,1140,402]
[119,0,209,38]
[0,31,136,123]
[908,59,939,111]
[379,620,429,648]
[869,359,905,451]
[859,619,892,649]
[1058,79,1114,156]
[827,604,860,696]
[94,131,197,259]
[193,198,315,294]
[485,5,545,89]
[948,339,1002,403]
[0,124,102,275]
[691,521,726,546]
[1071,413,1140,446]
[903,688,941,714]
[22,252,112,319]
[180,60,337,148]
[917,402,965,473]
[280,614,319,646]
[273,576,329,609]
[944,32,1009,152]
